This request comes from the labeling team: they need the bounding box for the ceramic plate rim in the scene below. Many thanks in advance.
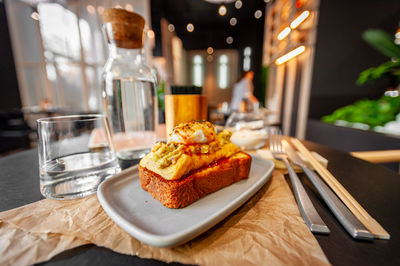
[97,155,274,247]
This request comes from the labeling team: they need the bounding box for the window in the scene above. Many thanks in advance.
[35,3,101,111]
[243,46,251,71]
[7,0,151,112]
[193,55,203,86]
[218,54,228,89]
[38,3,81,59]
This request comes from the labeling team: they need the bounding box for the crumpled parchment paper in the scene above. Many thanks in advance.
[0,170,330,266]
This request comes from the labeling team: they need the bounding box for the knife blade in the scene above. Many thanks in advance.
[282,140,374,240]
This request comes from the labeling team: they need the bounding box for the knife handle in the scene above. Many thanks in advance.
[281,158,330,234]
[302,166,373,240]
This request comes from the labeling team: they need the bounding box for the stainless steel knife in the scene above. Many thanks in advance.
[282,140,374,240]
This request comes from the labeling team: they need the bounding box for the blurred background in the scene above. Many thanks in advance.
[1,0,400,166]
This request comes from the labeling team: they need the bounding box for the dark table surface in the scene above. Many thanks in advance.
[0,141,399,265]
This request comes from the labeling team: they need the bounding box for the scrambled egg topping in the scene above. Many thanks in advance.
[139,120,240,180]
[168,120,216,144]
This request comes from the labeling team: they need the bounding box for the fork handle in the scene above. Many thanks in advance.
[281,157,330,234]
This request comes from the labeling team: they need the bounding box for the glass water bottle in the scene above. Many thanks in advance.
[101,9,157,161]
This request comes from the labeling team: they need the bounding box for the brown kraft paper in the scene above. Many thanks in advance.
[0,170,330,266]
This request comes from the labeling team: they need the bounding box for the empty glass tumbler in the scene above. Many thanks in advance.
[37,114,121,200]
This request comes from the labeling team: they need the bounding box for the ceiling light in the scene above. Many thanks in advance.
[396,27,400,44]
[31,11,39,20]
[290,10,310,29]
[275,46,306,65]
[97,6,104,14]
[226,36,233,44]
[295,0,304,8]
[277,27,291,40]
[218,5,227,16]
[205,0,235,3]
[147,30,155,39]
[125,4,134,12]
[254,10,262,19]
[235,0,242,9]
[86,5,95,14]
[187,23,194,32]
[207,47,214,54]
[230,17,237,26]
[168,24,175,32]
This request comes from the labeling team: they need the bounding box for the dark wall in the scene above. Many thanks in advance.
[309,0,400,119]
[0,1,21,111]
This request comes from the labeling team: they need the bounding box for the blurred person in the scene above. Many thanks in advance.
[230,70,259,112]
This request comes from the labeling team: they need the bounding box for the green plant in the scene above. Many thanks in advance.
[322,29,400,128]
[321,95,400,128]
[356,29,400,86]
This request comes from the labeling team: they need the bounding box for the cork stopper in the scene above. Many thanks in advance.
[102,8,145,49]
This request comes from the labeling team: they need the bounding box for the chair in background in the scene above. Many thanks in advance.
[0,110,32,155]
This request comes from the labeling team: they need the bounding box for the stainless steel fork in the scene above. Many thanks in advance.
[269,128,330,234]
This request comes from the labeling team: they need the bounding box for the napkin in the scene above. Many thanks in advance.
[0,171,330,266]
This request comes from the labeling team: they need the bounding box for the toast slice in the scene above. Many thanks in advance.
[139,152,252,208]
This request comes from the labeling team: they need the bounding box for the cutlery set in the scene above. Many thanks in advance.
[268,128,390,240]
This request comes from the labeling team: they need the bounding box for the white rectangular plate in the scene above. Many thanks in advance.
[97,156,274,247]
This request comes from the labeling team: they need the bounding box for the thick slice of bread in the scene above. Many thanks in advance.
[139,152,252,208]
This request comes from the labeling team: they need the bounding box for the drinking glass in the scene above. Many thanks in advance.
[37,114,121,200]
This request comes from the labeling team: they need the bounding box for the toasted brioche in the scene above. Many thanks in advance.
[139,152,252,208]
